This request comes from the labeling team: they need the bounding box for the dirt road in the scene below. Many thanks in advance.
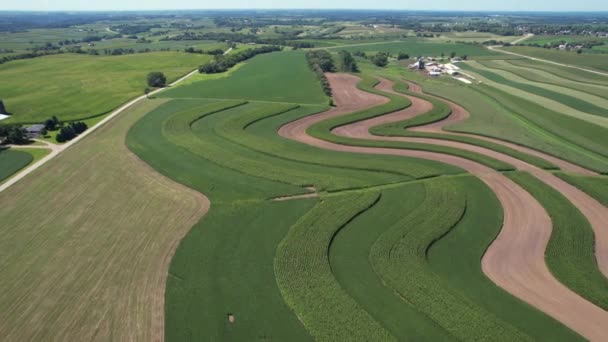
[279,73,608,341]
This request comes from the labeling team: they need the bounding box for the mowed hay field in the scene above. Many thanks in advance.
[0,52,213,124]
[0,98,208,341]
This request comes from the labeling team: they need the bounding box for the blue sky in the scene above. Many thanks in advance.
[2,0,607,12]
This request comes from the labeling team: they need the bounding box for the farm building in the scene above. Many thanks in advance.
[24,124,45,138]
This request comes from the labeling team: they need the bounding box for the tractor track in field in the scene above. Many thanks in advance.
[279,72,608,341]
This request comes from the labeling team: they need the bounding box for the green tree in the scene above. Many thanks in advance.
[147,72,167,88]
[338,50,358,72]
[44,116,60,131]
[397,53,410,60]
[372,52,389,67]
[450,51,457,58]
[0,99,6,114]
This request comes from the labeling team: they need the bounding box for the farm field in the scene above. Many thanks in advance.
[329,39,499,57]
[0,149,32,182]
[0,52,213,124]
[499,45,608,72]
[0,99,210,341]
[2,9,608,342]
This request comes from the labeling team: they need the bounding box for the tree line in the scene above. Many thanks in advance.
[199,45,282,74]
[305,50,359,98]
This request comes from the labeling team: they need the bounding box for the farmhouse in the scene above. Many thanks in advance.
[24,124,45,138]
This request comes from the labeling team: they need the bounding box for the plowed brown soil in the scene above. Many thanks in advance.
[279,73,608,341]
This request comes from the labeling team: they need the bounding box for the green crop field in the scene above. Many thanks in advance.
[3,11,608,342]
[329,39,499,57]
[509,172,608,310]
[0,149,32,182]
[160,51,329,104]
[499,46,608,71]
[0,52,213,124]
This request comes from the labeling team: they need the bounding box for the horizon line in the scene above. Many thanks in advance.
[1,9,608,14]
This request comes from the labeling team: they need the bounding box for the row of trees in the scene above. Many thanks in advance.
[199,45,282,74]
[55,121,88,143]
[306,50,335,97]
[337,51,358,72]
[0,124,28,145]
[184,47,225,55]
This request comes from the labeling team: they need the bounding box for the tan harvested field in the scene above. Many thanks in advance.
[280,73,608,340]
[0,99,209,341]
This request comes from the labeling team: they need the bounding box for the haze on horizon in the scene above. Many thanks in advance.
[2,0,607,12]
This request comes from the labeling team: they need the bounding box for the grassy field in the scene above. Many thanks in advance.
[0,149,32,183]
[499,46,608,72]
[159,51,329,105]
[0,98,210,341]
[0,52,213,123]
[329,39,498,57]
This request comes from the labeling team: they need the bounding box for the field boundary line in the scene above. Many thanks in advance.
[489,45,608,77]
[0,55,220,193]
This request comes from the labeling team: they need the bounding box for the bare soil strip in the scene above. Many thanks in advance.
[279,73,608,340]
[366,78,608,277]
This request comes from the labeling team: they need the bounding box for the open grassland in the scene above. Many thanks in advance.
[159,51,329,105]
[0,99,210,341]
[508,172,608,310]
[555,173,608,207]
[499,46,608,72]
[0,149,32,183]
[329,39,498,57]
[0,52,213,123]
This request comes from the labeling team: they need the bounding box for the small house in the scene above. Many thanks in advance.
[25,124,45,138]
